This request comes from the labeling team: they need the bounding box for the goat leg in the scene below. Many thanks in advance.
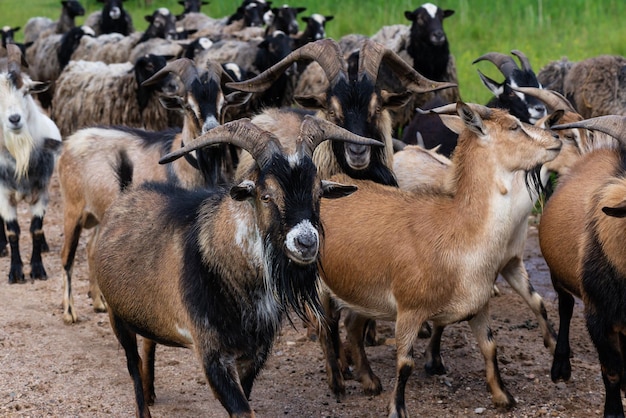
[0,216,7,257]
[468,304,516,409]
[551,286,576,382]
[424,324,447,375]
[202,351,254,417]
[344,311,382,395]
[6,220,24,284]
[140,338,157,406]
[29,215,47,279]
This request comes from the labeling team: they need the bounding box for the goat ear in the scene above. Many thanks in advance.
[295,7,307,13]
[325,15,334,22]
[381,90,413,110]
[602,202,626,218]
[544,109,565,128]
[28,81,50,95]
[438,114,464,134]
[443,10,455,18]
[145,15,154,23]
[457,102,486,136]
[230,180,256,201]
[404,10,417,22]
[476,69,503,97]
[294,94,326,111]
[321,180,357,199]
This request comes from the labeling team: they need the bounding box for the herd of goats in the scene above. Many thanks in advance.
[3,0,626,416]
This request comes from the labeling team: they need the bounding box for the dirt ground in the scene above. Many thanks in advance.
[0,170,609,418]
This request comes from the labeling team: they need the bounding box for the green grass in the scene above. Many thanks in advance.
[2,0,626,103]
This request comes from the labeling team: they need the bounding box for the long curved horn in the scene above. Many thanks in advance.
[297,115,384,157]
[358,39,456,93]
[142,57,198,89]
[472,52,519,78]
[511,50,533,72]
[160,118,283,169]
[511,86,576,112]
[226,38,346,93]
[417,101,493,118]
[552,116,626,143]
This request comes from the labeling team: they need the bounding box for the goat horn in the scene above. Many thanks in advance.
[511,86,576,113]
[472,52,519,78]
[511,50,533,72]
[418,101,493,118]
[552,116,626,142]
[159,118,283,169]
[226,38,346,93]
[142,57,198,89]
[358,39,456,93]
[297,115,384,157]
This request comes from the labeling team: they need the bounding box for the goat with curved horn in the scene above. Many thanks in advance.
[512,86,576,113]
[552,115,626,142]
[473,51,519,77]
[511,49,534,73]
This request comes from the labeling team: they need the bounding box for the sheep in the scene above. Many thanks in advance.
[23,0,85,45]
[89,116,381,417]
[0,44,62,283]
[226,0,270,28]
[25,25,95,109]
[473,50,547,124]
[58,57,251,323]
[536,57,575,94]
[50,54,181,137]
[176,0,208,18]
[227,38,456,186]
[84,0,134,36]
[264,4,307,35]
[314,101,561,415]
[293,13,334,49]
[370,3,461,134]
[538,115,626,417]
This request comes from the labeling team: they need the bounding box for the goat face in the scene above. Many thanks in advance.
[178,0,208,14]
[242,2,266,27]
[63,0,85,18]
[0,26,20,47]
[0,72,49,179]
[144,8,177,40]
[405,3,454,47]
[301,14,333,42]
[269,5,306,35]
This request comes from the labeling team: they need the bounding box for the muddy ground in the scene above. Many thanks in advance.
[0,170,609,417]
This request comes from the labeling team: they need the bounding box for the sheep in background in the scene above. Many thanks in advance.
[90,117,377,417]
[84,0,134,36]
[264,4,307,35]
[25,25,95,109]
[0,45,62,283]
[536,57,575,94]
[23,0,85,45]
[293,13,334,49]
[176,0,208,18]
[50,54,181,137]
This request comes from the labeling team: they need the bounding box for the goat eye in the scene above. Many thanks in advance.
[510,124,520,131]
[261,194,271,203]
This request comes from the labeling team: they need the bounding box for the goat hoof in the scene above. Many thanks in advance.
[425,360,446,376]
[493,389,516,409]
[8,268,25,284]
[30,263,48,280]
[550,359,572,382]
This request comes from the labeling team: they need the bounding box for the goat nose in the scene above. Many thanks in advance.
[297,232,317,251]
[535,104,546,114]
[8,114,21,125]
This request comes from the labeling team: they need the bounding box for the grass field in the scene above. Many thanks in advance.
[2,0,625,103]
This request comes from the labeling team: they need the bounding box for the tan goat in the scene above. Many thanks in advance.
[316,102,561,415]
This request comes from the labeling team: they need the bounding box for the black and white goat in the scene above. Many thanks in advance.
[85,0,134,36]
[90,116,379,417]
[23,0,85,45]
[264,4,306,35]
[474,50,547,124]
[0,45,62,283]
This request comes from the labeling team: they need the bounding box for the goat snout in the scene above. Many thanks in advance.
[345,143,371,169]
[285,220,319,264]
[109,7,122,20]
[430,31,446,46]
[8,114,22,129]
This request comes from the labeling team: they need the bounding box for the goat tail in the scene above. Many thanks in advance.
[112,149,134,193]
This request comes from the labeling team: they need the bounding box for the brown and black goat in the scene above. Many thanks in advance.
[316,102,561,415]
[90,116,381,417]
[58,58,249,324]
[540,115,626,417]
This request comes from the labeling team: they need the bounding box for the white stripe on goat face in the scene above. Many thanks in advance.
[422,3,439,18]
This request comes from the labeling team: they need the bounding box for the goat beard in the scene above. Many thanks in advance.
[4,128,34,180]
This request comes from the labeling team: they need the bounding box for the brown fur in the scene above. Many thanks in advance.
[317,105,561,414]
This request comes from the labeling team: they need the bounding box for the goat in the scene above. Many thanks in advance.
[23,0,85,45]
[176,0,208,18]
[84,0,134,36]
[315,102,561,415]
[226,0,270,27]
[539,115,626,417]
[58,57,250,323]
[227,38,456,186]
[371,3,461,135]
[0,26,20,48]
[537,57,575,95]
[90,116,380,417]
[474,50,547,124]
[0,45,62,283]
[50,54,180,137]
